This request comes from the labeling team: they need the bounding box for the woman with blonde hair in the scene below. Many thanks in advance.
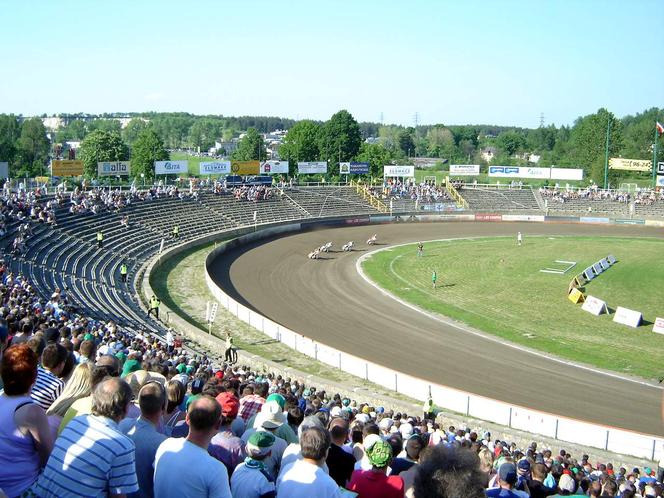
[164,379,187,435]
[46,362,92,418]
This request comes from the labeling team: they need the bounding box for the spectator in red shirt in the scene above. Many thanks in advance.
[348,438,404,498]
[238,382,268,422]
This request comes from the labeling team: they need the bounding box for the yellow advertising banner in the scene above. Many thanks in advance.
[230,160,260,175]
[35,176,50,184]
[608,158,651,172]
[52,160,84,176]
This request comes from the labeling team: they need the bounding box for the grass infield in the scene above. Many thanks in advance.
[361,235,664,380]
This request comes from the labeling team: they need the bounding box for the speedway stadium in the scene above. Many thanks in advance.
[6,181,664,463]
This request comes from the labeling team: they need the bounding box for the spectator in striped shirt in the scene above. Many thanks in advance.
[30,343,66,410]
[35,376,139,498]
[239,382,268,422]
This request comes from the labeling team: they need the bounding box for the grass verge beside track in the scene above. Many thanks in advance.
[361,236,664,380]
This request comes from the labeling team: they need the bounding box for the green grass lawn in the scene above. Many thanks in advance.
[362,236,664,380]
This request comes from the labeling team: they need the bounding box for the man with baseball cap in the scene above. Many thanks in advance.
[486,462,529,497]
[230,431,276,498]
[348,438,404,498]
[209,391,245,474]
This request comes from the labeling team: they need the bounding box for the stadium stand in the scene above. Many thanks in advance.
[460,186,542,212]
[0,185,662,498]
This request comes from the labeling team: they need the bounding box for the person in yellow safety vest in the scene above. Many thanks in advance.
[172,225,179,239]
[96,231,103,249]
[423,395,435,421]
[120,263,128,283]
[147,295,161,319]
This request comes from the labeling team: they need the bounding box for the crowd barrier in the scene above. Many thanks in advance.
[203,214,664,461]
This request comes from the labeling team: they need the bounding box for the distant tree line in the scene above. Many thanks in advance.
[0,107,661,184]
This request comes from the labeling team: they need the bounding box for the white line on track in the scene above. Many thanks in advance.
[355,237,662,391]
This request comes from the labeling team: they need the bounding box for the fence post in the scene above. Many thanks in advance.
[365,363,368,381]
[605,430,610,451]
[394,373,398,392]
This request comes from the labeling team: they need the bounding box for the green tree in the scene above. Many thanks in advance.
[426,127,455,158]
[279,120,320,164]
[317,110,362,174]
[355,142,394,177]
[188,119,221,151]
[568,108,623,184]
[397,128,416,156]
[131,129,169,183]
[87,119,122,134]
[55,119,88,142]
[17,118,50,176]
[78,130,129,177]
[496,131,527,156]
[122,119,151,145]
[232,128,266,161]
[0,114,21,171]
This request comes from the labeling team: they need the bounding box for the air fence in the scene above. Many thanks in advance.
[203,220,664,462]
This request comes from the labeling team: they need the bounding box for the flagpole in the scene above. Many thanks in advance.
[654,123,659,188]
[603,118,611,189]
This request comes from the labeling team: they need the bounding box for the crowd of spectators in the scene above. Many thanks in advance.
[0,266,661,497]
[374,180,452,204]
[233,185,273,202]
[537,186,653,205]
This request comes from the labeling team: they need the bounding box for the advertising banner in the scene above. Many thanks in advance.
[97,161,130,176]
[450,164,480,176]
[339,162,350,174]
[297,161,327,174]
[475,213,502,222]
[155,160,189,175]
[658,162,664,175]
[350,162,369,174]
[613,306,642,328]
[200,161,231,175]
[383,165,415,177]
[653,317,664,335]
[581,296,607,316]
[550,167,584,181]
[608,158,651,172]
[501,214,545,222]
[230,160,260,175]
[52,160,84,176]
[260,160,289,174]
[0,162,8,179]
[656,175,664,187]
[488,166,520,177]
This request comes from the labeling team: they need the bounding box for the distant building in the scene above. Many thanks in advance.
[412,157,445,168]
[481,146,497,162]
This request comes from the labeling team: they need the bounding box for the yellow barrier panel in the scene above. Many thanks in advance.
[568,288,585,304]
[444,175,468,209]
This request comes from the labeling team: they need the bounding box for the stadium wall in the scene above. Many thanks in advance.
[199,214,664,461]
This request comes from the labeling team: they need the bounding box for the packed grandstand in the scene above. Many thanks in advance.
[0,180,663,498]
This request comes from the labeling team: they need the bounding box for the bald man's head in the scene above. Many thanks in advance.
[187,395,221,432]
[92,377,132,421]
[138,381,166,417]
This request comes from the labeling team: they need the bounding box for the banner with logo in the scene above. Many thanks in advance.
[155,160,188,175]
[0,162,8,179]
[298,161,328,174]
[656,175,664,187]
[200,161,231,175]
[450,164,480,176]
[98,161,131,176]
[383,165,415,177]
[339,162,350,174]
[230,160,260,175]
[52,160,84,176]
[657,162,664,175]
[608,158,651,172]
[488,166,583,180]
[260,160,289,174]
[350,162,369,174]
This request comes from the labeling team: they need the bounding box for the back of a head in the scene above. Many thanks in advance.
[187,395,221,432]
[0,318,9,346]
[300,426,331,461]
[414,445,486,498]
[1,343,38,395]
[139,382,166,417]
[79,339,96,359]
[92,377,132,421]
[42,343,67,370]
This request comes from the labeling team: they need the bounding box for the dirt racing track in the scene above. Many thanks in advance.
[209,221,663,436]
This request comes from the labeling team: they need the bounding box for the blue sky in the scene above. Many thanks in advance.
[1,0,662,127]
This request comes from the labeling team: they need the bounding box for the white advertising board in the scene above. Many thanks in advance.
[200,161,231,175]
[609,158,651,172]
[613,306,642,328]
[97,161,131,176]
[658,162,664,175]
[449,164,480,176]
[550,167,584,181]
[339,162,350,174]
[657,176,664,187]
[155,160,189,175]
[384,165,415,177]
[297,161,327,174]
[0,162,8,179]
[653,317,664,335]
[260,160,289,174]
[582,296,607,316]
